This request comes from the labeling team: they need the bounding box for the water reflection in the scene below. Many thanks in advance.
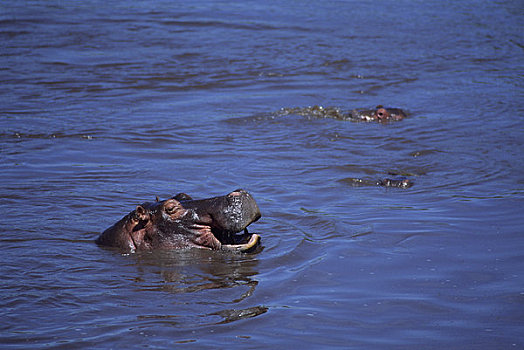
[127,249,265,325]
[131,249,258,291]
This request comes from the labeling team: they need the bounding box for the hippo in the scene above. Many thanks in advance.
[376,177,413,188]
[341,176,414,188]
[96,189,262,253]
[278,105,406,122]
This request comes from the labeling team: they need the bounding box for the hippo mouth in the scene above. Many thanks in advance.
[189,224,260,252]
[219,229,260,252]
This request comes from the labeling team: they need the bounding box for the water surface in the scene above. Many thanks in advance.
[1,1,523,349]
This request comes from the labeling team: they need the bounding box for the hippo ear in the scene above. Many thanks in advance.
[173,193,193,201]
[134,205,149,222]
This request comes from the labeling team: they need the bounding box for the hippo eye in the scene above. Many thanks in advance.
[165,204,178,214]
[164,200,183,216]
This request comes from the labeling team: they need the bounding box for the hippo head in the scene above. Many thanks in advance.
[96,189,262,253]
[373,106,406,121]
[352,106,406,122]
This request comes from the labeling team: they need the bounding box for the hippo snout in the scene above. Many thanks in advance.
[221,189,262,232]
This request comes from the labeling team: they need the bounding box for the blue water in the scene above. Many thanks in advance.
[1,1,523,349]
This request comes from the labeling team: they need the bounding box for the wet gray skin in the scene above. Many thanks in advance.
[376,177,413,188]
[96,189,262,253]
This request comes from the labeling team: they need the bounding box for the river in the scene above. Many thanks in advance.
[1,1,523,349]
